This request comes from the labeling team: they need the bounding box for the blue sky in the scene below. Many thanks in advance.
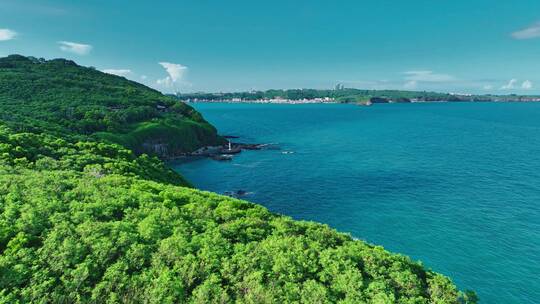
[1,0,540,94]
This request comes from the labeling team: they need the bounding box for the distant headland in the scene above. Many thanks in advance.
[173,87,540,105]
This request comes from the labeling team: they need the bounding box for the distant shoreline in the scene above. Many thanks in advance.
[184,98,540,105]
[186,98,338,104]
[175,88,540,105]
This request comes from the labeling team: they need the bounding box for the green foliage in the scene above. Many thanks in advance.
[0,164,466,303]
[0,55,224,156]
[0,126,474,302]
[0,54,475,303]
[95,117,222,156]
[0,126,189,186]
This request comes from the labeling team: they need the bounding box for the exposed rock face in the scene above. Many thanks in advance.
[394,97,412,103]
[142,142,169,157]
[370,97,389,103]
[370,97,411,103]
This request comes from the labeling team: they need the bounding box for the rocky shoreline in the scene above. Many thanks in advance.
[170,138,269,162]
[168,138,270,198]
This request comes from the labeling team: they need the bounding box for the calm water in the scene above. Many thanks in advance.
[172,102,540,303]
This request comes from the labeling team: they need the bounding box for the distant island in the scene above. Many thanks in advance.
[175,87,540,105]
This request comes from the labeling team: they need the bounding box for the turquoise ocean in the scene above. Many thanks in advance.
[171,102,540,303]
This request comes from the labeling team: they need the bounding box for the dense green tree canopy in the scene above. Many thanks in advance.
[0,148,473,303]
[0,126,189,186]
[0,55,224,157]
[0,55,476,303]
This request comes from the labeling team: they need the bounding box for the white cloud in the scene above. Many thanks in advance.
[157,62,188,88]
[156,77,173,87]
[102,69,131,77]
[501,79,518,90]
[401,70,456,89]
[511,22,540,40]
[483,84,493,90]
[403,70,456,83]
[0,29,17,41]
[403,80,418,89]
[58,41,92,55]
[522,80,533,89]
[140,75,147,80]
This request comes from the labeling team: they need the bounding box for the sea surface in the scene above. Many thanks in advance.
[171,102,540,303]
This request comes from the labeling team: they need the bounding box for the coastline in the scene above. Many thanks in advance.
[165,141,267,162]
[184,98,540,105]
[186,98,338,104]
[174,101,540,303]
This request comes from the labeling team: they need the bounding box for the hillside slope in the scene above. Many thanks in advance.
[0,55,476,303]
[0,55,225,157]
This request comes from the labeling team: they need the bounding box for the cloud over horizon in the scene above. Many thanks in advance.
[0,29,17,41]
[522,80,533,89]
[402,70,456,89]
[403,70,456,83]
[511,22,540,39]
[498,79,533,90]
[58,41,92,55]
[157,62,189,89]
[501,79,518,90]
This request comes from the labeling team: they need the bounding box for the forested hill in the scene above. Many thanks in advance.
[0,54,224,157]
[0,55,477,303]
